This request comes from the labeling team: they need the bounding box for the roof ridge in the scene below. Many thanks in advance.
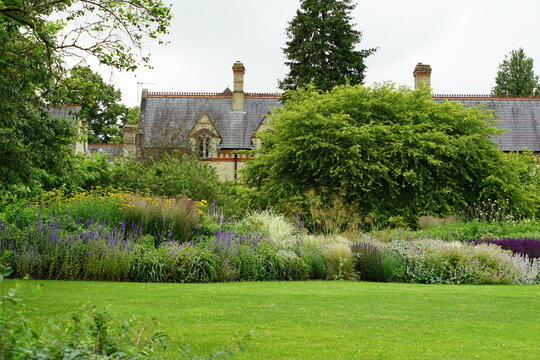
[433,94,540,100]
[147,91,283,99]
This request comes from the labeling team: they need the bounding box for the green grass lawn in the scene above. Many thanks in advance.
[7,280,540,360]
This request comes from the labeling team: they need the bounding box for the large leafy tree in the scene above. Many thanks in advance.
[244,85,540,227]
[0,0,171,196]
[279,0,376,92]
[54,66,129,143]
[493,48,540,95]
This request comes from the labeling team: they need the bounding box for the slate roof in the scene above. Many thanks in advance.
[140,92,540,153]
[139,93,281,149]
[434,96,540,152]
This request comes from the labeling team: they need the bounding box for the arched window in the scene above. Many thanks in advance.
[197,136,212,159]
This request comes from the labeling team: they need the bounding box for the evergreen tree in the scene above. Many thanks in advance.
[279,0,376,92]
[493,48,540,96]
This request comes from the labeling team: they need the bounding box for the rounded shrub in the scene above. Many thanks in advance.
[160,241,220,283]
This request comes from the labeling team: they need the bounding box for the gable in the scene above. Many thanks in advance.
[188,111,222,139]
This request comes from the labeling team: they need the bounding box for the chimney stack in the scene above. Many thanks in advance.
[232,61,245,111]
[413,63,432,89]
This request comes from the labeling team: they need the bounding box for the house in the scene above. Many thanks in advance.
[137,62,281,181]
[137,62,540,181]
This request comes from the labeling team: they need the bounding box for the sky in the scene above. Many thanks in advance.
[98,0,540,107]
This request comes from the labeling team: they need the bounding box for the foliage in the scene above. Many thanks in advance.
[493,48,540,95]
[52,66,129,143]
[413,219,540,242]
[0,0,172,72]
[112,154,225,203]
[245,84,540,226]
[301,252,327,279]
[351,242,384,281]
[129,241,169,283]
[383,240,540,284]
[279,0,376,91]
[0,0,171,197]
[321,243,355,280]
[242,210,300,250]
[161,241,220,283]
[1,215,136,281]
[287,189,363,234]
[417,215,458,230]
[122,195,202,245]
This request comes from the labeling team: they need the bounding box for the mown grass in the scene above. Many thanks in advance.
[8,280,540,360]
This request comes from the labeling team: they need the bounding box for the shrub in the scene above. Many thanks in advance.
[351,242,384,282]
[321,243,355,280]
[161,241,220,283]
[244,84,540,226]
[112,154,225,203]
[380,253,406,282]
[276,250,310,281]
[417,215,458,229]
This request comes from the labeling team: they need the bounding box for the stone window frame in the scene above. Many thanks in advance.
[193,128,217,159]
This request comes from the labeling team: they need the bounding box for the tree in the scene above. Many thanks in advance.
[493,48,540,95]
[244,84,540,227]
[0,1,171,196]
[279,0,376,92]
[54,66,129,143]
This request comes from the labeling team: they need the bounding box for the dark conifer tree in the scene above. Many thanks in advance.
[279,0,376,92]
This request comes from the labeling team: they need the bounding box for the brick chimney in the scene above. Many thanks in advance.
[232,61,245,111]
[413,63,432,89]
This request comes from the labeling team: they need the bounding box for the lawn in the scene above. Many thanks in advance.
[8,280,540,360]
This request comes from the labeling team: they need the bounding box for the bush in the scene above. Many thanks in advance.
[112,154,225,203]
[383,240,540,284]
[161,241,220,283]
[276,250,310,281]
[351,242,384,282]
[244,84,540,226]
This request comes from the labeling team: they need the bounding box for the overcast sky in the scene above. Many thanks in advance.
[100,0,540,107]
